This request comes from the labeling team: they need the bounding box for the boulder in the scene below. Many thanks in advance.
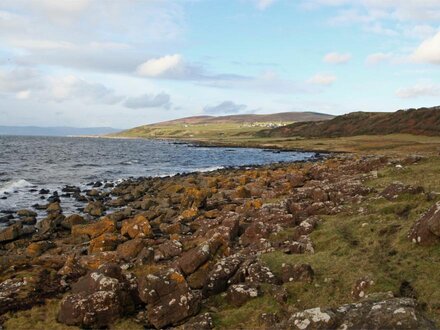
[287,297,436,330]
[138,268,201,328]
[88,233,122,254]
[0,223,22,242]
[26,241,55,257]
[61,214,86,230]
[17,209,37,217]
[72,217,116,239]
[408,202,440,246]
[181,187,208,210]
[0,268,62,315]
[178,238,220,275]
[58,255,87,279]
[182,313,214,330]
[84,201,106,217]
[121,215,152,239]
[203,254,243,297]
[154,240,183,261]
[281,263,314,283]
[116,238,145,261]
[58,264,136,328]
[381,182,424,201]
[226,284,260,307]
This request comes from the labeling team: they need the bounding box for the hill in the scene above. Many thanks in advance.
[0,126,121,137]
[114,111,334,139]
[258,106,440,138]
[156,112,334,126]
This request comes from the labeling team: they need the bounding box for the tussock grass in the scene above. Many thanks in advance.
[214,157,440,328]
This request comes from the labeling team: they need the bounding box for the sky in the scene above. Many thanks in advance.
[0,0,439,128]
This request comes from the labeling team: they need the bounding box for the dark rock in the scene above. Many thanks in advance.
[351,277,374,299]
[117,238,145,261]
[381,182,424,201]
[182,313,214,330]
[0,222,22,242]
[286,297,436,330]
[39,189,50,194]
[84,201,106,217]
[281,263,314,283]
[138,268,201,328]
[408,201,440,246]
[17,209,37,217]
[61,214,86,230]
[226,283,260,307]
[203,254,243,297]
[155,239,183,261]
[57,264,136,328]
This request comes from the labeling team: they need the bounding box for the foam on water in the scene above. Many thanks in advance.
[0,179,33,194]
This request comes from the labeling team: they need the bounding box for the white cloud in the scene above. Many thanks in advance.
[254,0,277,10]
[412,31,440,64]
[323,52,352,64]
[0,67,44,93]
[49,75,123,105]
[396,83,440,98]
[308,73,337,85]
[203,101,247,114]
[136,54,183,78]
[124,92,171,109]
[366,52,393,65]
[16,90,30,99]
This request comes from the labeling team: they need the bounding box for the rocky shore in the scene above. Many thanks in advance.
[0,153,439,329]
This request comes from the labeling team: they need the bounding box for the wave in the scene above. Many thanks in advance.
[0,179,33,194]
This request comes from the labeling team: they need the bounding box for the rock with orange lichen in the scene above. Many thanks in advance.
[88,233,122,254]
[72,217,116,239]
[121,214,152,239]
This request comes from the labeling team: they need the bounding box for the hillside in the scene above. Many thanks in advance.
[156,112,334,126]
[114,111,334,139]
[258,106,440,138]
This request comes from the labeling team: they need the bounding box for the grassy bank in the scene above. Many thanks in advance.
[208,156,440,328]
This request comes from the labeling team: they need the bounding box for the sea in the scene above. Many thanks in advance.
[0,136,317,223]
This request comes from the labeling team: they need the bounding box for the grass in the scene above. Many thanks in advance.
[211,157,440,328]
[113,123,264,140]
[114,123,440,156]
[2,300,76,330]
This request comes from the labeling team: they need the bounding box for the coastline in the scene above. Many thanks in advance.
[1,148,440,328]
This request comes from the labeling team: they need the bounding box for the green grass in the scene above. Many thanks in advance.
[212,157,440,328]
[2,300,77,330]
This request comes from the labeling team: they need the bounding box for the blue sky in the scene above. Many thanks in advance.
[0,0,439,128]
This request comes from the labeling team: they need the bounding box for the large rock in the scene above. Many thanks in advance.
[58,264,136,328]
[408,202,440,246]
[381,182,424,201]
[226,284,260,307]
[26,241,55,257]
[286,297,436,330]
[178,237,221,275]
[61,214,86,230]
[154,239,183,261]
[116,238,145,261]
[71,217,116,239]
[0,268,62,315]
[84,201,106,217]
[88,233,122,254]
[281,263,314,283]
[0,223,22,242]
[121,215,152,239]
[138,268,201,329]
[203,254,243,297]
